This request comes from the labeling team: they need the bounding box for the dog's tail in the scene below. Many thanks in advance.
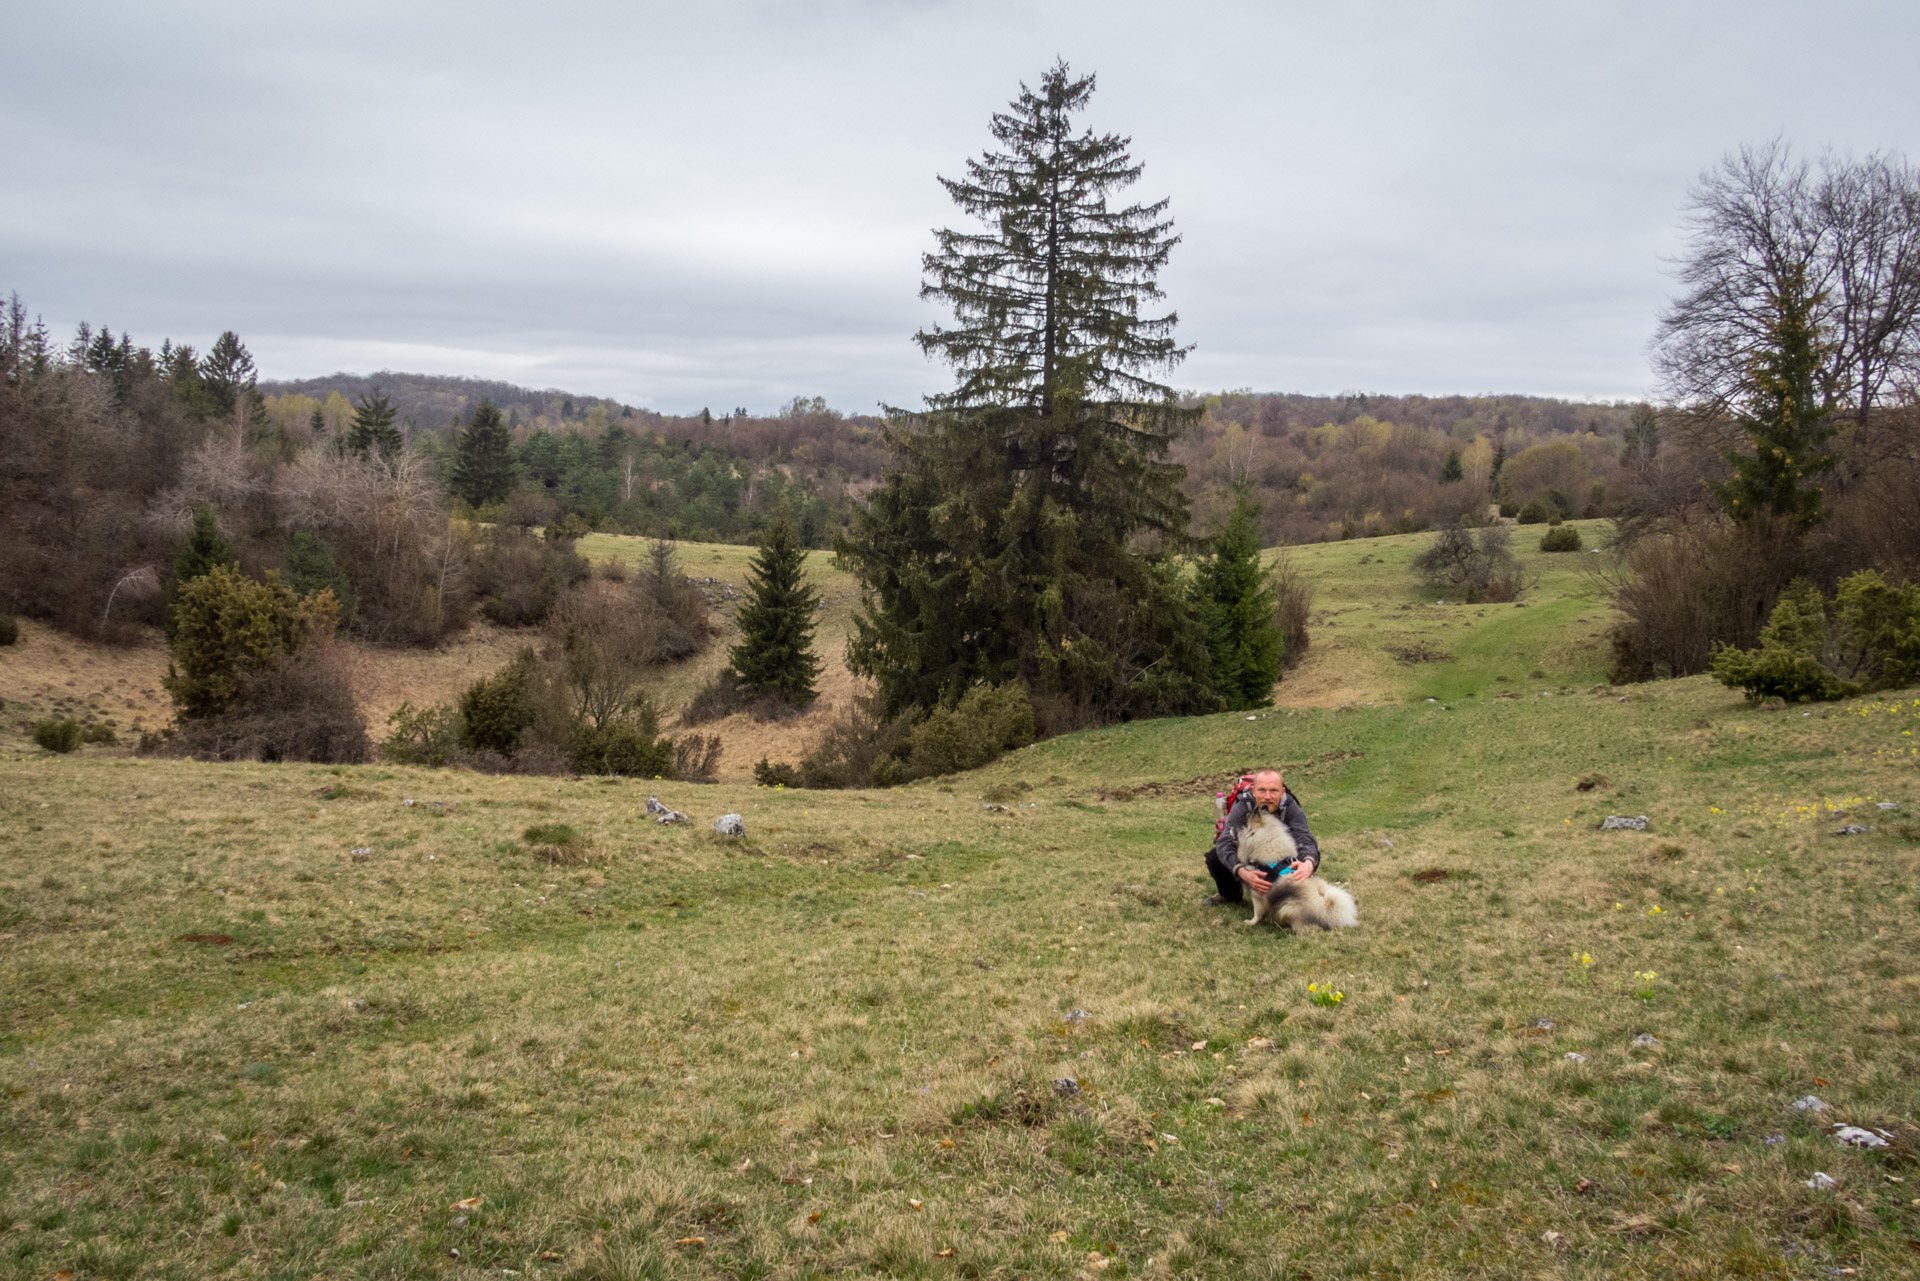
[1314,881,1358,929]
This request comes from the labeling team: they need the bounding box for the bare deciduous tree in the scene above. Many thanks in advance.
[1656,141,1920,444]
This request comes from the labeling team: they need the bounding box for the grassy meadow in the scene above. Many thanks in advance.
[4,520,1919,1278]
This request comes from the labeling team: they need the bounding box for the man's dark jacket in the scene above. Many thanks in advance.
[1211,790,1321,876]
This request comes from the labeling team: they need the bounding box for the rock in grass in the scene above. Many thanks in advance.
[1831,1124,1892,1149]
[1600,815,1649,831]
[1878,801,1902,811]
[1805,1171,1838,1189]
[713,814,745,837]
[1630,1033,1661,1048]
[1790,1095,1830,1113]
[1834,824,1872,836]
[1052,1077,1080,1097]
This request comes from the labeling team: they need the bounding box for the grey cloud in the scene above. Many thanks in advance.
[6,1,1919,411]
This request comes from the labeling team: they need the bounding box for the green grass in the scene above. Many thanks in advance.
[4,666,1919,1277]
[1262,519,1618,704]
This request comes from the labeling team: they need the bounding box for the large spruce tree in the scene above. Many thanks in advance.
[841,60,1213,727]
[1193,491,1283,710]
[451,399,517,509]
[728,510,821,708]
[347,388,403,458]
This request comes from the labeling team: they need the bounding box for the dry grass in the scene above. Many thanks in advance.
[2,522,1617,781]
[3,676,1918,1277]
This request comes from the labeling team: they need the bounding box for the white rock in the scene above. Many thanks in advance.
[713,813,745,837]
[1630,1033,1661,1048]
[1563,1052,1587,1063]
[1806,1171,1838,1189]
[1831,1124,1891,1149]
[1790,1095,1830,1113]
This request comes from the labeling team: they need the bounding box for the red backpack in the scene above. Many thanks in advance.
[1214,774,1256,838]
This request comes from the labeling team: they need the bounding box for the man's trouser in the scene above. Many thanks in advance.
[1204,846,1244,902]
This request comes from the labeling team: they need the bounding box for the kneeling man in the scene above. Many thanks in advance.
[1204,768,1319,904]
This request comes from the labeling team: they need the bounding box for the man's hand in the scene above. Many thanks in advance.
[1236,865,1273,895]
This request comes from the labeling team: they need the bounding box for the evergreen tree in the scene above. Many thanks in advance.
[842,61,1213,725]
[283,531,356,628]
[1489,441,1507,495]
[165,504,234,640]
[309,404,327,439]
[1620,402,1660,468]
[1193,490,1283,709]
[1715,266,1836,525]
[1440,449,1464,483]
[347,388,404,458]
[450,399,517,508]
[199,331,259,421]
[728,509,821,707]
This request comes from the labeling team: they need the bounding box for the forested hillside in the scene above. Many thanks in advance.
[263,370,1647,547]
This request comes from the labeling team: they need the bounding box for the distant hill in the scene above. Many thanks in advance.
[260,370,665,434]
[263,371,1647,546]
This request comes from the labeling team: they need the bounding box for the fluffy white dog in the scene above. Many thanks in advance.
[1237,809,1358,931]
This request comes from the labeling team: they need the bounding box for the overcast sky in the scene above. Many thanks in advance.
[5,1,1919,414]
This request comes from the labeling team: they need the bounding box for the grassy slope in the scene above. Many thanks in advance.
[0,520,1613,781]
[3,633,1918,1279]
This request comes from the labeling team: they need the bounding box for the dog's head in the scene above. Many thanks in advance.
[1239,808,1300,872]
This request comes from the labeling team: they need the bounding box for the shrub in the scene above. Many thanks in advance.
[1412,524,1533,603]
[79,724,117,744]
[641,540,711,662]
[164,564,340,720]
[905,683,1036,778]
[1539,526,1583,552]
[381,701,463,766]
[797,692,917,788]
[0,614,17,646]
[1711,580,1855,702]
[754,758,800,787]
[569,718,674,778]
[673,733,724,782]
[458,650,537,756]
[1605,519,1800,683]
[682,669,746,724]
[469,528,588,627]
[165,643,371,763]
[1831,569,1920,690]
[1711,570,1920,701]
[33,720,80,753]
[549,513,593,541]
[1271,548,1314,670]
[282,531,357,629]
[1515,500,1551,525]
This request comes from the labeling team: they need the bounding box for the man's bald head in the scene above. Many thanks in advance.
[1250,769,1285,811]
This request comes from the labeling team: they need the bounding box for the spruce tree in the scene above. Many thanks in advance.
[842,60,1213,724]
[1715,266,1836,525]
[728,510,821,708]
[1440,449,1464,483]
[347,388,404,458]
[1193,490,1283,709]
[165,504,234,640]
[199,331,259,421]
[308,404,327,439]
[451,399,517,509]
